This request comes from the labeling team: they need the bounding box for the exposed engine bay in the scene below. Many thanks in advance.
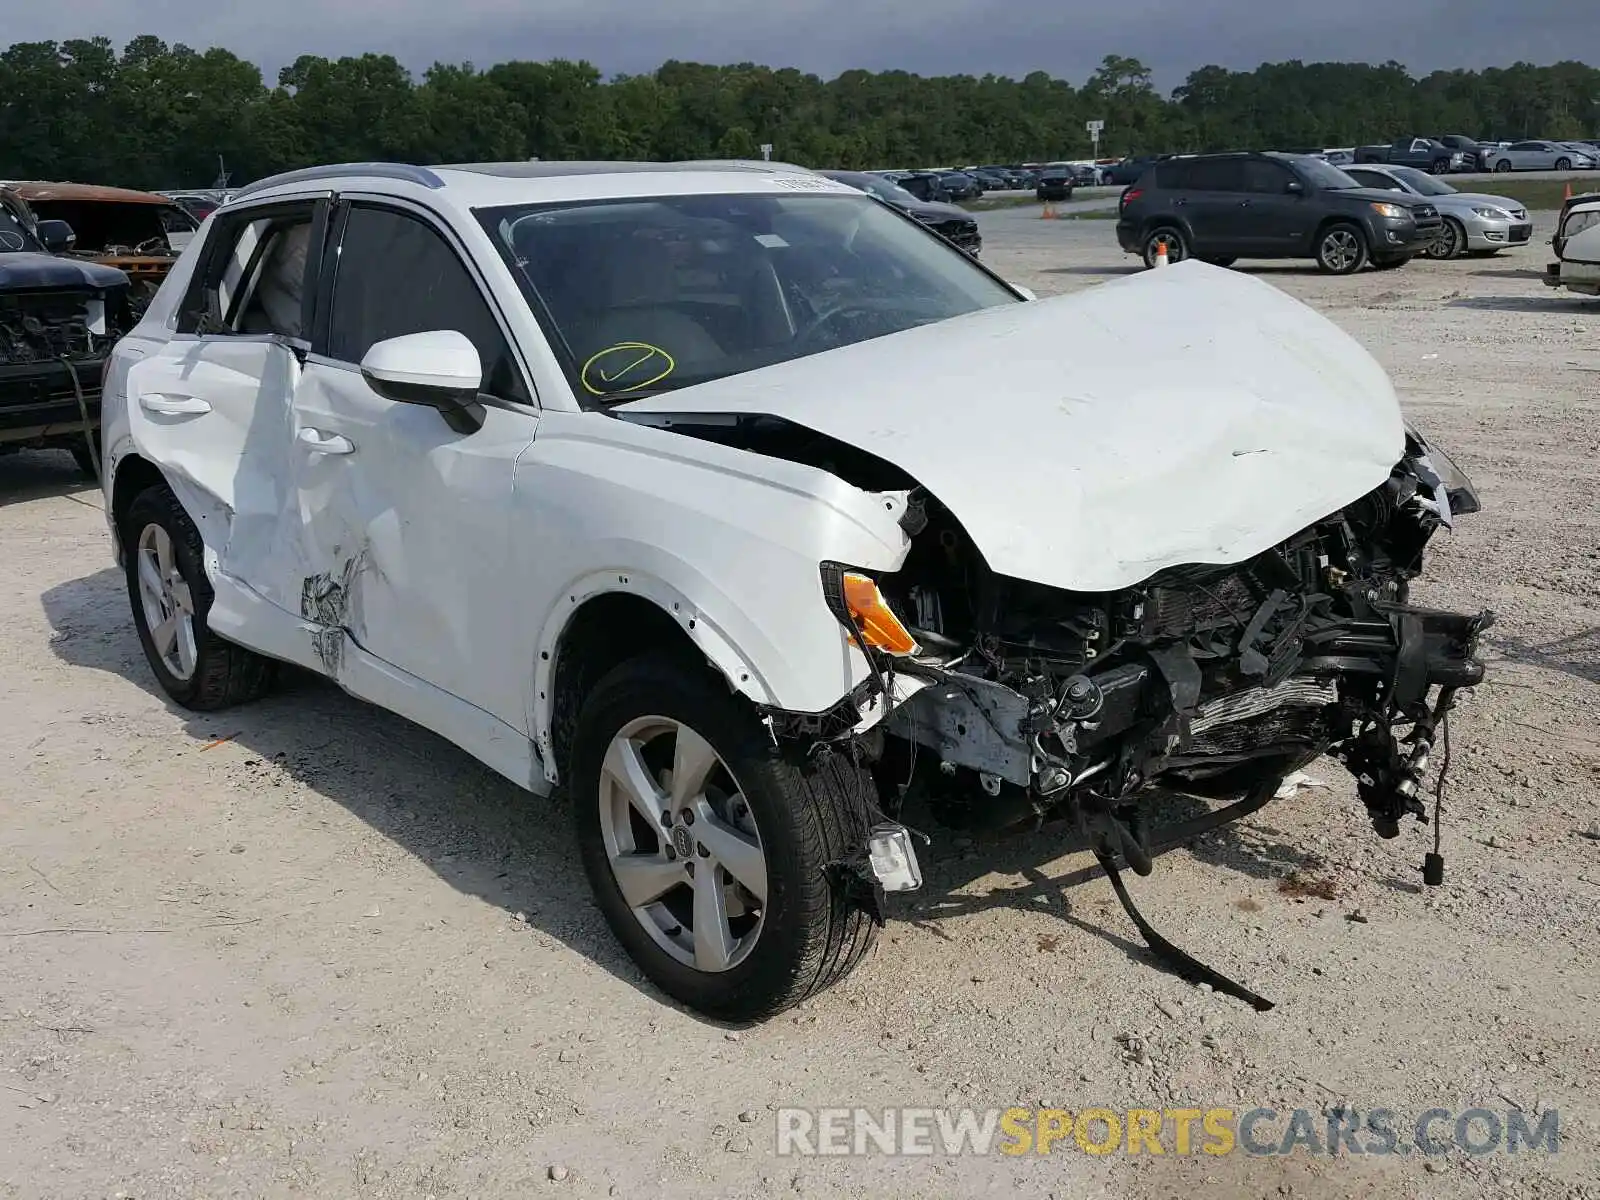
[0,288,125,368]
[857,429,1490,857]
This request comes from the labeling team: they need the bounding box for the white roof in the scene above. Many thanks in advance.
[231,159,857,211]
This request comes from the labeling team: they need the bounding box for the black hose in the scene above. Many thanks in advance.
[59,355,102,489]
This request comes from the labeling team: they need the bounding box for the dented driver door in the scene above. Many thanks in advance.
[125,195,328,664]
[290,198,540,737]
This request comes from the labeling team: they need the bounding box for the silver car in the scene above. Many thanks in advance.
[1341,164,1532,258]
[1482,140,1597,172]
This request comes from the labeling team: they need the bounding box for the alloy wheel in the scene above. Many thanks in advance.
[135,522,198,680]
[597,716,767,973]
[1321,229,1361,272]
[1428,219,1461,260]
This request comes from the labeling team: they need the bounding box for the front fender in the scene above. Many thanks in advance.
[516,412,914,783]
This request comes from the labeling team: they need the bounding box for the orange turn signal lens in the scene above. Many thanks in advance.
[841,572,920,656]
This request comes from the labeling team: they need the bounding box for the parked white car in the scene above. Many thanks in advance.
[101,160,1490,1020]
[1544,198,1600,296]
[1482,140,1596,172]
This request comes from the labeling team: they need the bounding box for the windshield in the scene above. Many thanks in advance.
[854,175,922,207]
[0,208,42,254]
[1388,167,1456,196]
[479,191,1018,403]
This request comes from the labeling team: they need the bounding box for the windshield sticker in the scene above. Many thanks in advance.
[754,233,789,249]
[580,341,676,397]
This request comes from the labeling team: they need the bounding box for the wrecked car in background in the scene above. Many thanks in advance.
[100,160,1488,1022]
[1,184,131,475]
[5,182,197,313]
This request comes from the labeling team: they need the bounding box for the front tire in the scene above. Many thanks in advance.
[1315,223,1369,274]
[571,655,880,1022]
[121,484,276,710]
[1430,159,1450,175]
[1555,158,1572,172]
[1201,256,1237,268]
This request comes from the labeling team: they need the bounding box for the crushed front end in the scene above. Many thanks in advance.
[815,430,1491,885]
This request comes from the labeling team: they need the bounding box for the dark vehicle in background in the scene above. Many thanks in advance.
[887,170,952,203]
[1430,135,1491,171]
[0,185,131,476]
[938,171,984,200]
[1116,152,1442,273]
[965,168,1011,191]
[6,182,198,312]
[1352,138,1466,174]
[1035,165,1077,202]
[1103,155,1164,186]
[819,171,982,255]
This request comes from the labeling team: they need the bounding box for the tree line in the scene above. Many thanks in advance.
[2,36,1598,190]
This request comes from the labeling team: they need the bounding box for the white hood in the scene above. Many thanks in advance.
[620,260,1406,593]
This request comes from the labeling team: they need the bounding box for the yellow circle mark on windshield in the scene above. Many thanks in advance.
[580,341,676,396]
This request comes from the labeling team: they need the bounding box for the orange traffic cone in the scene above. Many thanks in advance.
[1155,237,1170,267]
[1040,199,1057,220]
[1565,181,1574,201]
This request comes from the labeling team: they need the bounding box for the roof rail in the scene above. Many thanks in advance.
[231,162,445,200]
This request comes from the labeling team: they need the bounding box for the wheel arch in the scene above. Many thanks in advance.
[533,568,863,789]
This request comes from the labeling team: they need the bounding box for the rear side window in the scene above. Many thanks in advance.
[1347,170,1403,192]
[1153,161,1189,189]
[1183,160,1247,192]
[324,204,530,405]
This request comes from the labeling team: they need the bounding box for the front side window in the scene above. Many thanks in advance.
[1241,160,1295,193]
[477,191,1019,404]
[324,205,528,404]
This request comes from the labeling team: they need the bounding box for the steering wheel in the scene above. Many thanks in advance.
[790,296,920,352]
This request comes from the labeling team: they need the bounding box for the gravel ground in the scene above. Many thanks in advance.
[2,213,1597,1200]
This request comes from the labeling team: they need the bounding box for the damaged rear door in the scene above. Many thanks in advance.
[290,196,540,733]
[126,195,328,655]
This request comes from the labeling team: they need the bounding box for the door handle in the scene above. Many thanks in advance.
[297,427,355,455]
[1174,197,1187,206]
[140,393,211,416]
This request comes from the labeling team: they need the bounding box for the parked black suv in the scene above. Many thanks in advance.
[819,171,982,255]
[1116,152,1443,273]
[1,185,132,476]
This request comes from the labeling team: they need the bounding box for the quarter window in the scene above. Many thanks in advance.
[324,205,529,405]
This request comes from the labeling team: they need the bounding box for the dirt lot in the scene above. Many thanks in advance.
[3,213,1597,1200]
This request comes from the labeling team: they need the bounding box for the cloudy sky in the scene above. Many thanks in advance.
[10,0,1598,90]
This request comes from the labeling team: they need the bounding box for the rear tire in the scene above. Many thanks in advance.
[1424,216,1466,260]
[1494,160,1512,173]
[121,484,276,710]
[571,654,880,1022]
[1142,226,1189,268]
[1315,222,1369,274]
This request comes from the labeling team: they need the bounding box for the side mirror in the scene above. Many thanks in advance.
[1285,180,1305,195]
[37,219,76,252]
[360,330,485,435]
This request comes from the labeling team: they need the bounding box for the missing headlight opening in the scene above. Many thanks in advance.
[777,430,1491,1008]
